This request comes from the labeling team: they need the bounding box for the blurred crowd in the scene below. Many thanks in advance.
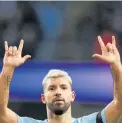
[0,1,122,61]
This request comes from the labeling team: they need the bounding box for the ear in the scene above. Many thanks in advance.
[71,91,76,102]
[41,94,46,104]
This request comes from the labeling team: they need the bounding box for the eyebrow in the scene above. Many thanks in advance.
[48,85,56,88]
[43,83,72,92]
[60,84,67,87]
[49,84,67,87]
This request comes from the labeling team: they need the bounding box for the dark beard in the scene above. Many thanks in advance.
[47,101,71,115]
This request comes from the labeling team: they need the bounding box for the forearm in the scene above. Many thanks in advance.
[105,63,122,123]
[0,66,15,113]
[111,63,122,104]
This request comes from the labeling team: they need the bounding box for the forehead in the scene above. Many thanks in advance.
[45,77,71,87]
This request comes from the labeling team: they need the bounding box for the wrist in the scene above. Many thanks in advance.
[2,66,15,72]
[110,62,122,73]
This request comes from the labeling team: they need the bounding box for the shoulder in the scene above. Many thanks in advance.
[17,115,47,123]
[73,112,98,123]
[73,109,106,123]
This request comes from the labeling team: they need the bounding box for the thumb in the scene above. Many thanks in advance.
[92,54,105,61]
[22,55,31,62]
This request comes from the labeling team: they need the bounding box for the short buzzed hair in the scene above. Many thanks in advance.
[42,69,72,90]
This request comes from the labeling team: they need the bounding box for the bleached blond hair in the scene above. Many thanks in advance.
[42,69,72,87]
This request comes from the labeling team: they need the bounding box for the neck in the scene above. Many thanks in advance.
[47,107,72,123]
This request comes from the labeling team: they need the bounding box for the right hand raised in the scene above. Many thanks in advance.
[3,39,31,69]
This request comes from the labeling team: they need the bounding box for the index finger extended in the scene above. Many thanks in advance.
[18,39,24,53]
[112,36,116,46]
[98,36,105,50]
[4,41,8,51]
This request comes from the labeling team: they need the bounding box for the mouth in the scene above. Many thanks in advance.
[53,98,64,103]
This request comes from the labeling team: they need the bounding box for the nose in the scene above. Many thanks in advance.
[55,87,62,96]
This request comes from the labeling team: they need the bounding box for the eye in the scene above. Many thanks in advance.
[48,87,54,91]
[62,86,67,90]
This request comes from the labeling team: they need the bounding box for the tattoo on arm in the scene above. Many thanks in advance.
[4,75,11,90]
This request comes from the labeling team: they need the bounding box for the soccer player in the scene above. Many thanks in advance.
[0,36,122,123]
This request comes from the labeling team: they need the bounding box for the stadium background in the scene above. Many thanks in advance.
[0,1,122,122]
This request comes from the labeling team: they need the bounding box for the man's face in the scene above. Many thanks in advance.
[41,77,75,115]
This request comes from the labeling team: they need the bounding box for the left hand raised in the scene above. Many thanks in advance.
[92,36,121,67]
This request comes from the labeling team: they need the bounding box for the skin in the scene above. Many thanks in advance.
[0,36,122,123]
[41,77,75,123]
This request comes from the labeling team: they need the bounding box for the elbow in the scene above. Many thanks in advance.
[113,99,122,113]
[0,106,8,117]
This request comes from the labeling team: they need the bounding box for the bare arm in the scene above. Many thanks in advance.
[93,36,122,123]
[0,66,18,123]
[104,63,122,123]
[0,40,31,123]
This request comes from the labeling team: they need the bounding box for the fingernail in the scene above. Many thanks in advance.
[21,39,24,42]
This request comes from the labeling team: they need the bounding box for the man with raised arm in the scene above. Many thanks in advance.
[0,36,122,123]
